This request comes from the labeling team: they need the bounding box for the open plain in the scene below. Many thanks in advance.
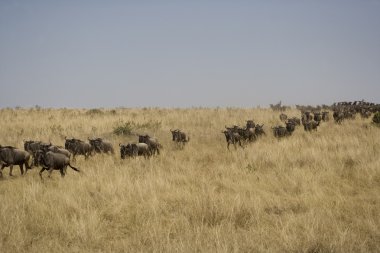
[0,107,379,253]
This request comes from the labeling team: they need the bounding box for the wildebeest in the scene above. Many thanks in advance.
[222,129,243,149]
[170,129,190,146]
[65,137,93,160]
[285,121,296,134]
[120,143,150,159]
[287,117,301,126]
[246,120,255,129]
[88,138,114,154]
[138,135,161,155]
[272,126,291,138]
[35,150,80,179]
[279,113,288,122]
[0,146,31,177]
[254,124,266,137]
[313,112,322,122]
[40,143,71,159]
[24,140,45,155]
[304,121,320,131]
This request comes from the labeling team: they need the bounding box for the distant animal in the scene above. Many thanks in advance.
[246,120,255,129]
[120,143,150,159]
[322,111,330,121]
[0,145,31,177]
[313,112,322,122]
[88,138,114,154]
[279,113,288,122]
[138,135,161,155]
[170,129,190,145]
[35,150,80,179]
[254,124,266,137]
[304,121,320,131]
[285,121,296,134]
[287,117,301,126]
[40,143,71,159]
[222,129,243,149]
[272,126,291,138]
[65,137,93,160]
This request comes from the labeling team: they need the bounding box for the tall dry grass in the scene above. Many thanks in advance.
[0,107,379,253]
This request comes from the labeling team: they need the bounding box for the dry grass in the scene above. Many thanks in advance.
[0,107,379,253]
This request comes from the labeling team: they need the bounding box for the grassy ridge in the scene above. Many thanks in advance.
[0,108,379,253]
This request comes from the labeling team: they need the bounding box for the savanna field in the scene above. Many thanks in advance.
[0,107,379,253]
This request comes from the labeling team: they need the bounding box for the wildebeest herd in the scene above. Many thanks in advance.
[0,100,379,179]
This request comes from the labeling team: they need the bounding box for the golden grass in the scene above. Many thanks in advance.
[0,107,379,253]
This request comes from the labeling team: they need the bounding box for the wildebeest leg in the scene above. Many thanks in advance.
[19,164,24,175]
[9,165,14,176]
[48,168,54,178]
[39,167,47,179]
[0,164,4,178]
[60,168,65,178]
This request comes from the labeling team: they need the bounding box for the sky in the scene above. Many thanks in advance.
[0,0,379,108]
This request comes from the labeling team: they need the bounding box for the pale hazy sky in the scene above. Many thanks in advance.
[0,1,379,108]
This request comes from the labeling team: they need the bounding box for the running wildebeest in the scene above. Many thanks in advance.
[313,112,322,122]
[170,129,190,146]
[35,150,80,179]
[138,135,161,155]
[287,117,301,126]
[65,137,93,160]
[272,126,291,138]
[88,138,114,154]
[222,129,243,149]
[120,143,150,159]
[0,145,31,177]
[304,121,320,131]
[40,143,71,159]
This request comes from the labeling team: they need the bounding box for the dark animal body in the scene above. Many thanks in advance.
[65,137,93,159]
[138,135,161,155]
[222,129,243,149]
[0,146,31,177]
[88,138,114,154]
[36,151,79,179]
[170,129,190,145]
[120,143,150,159]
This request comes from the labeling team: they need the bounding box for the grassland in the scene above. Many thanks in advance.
[0,107,379,253]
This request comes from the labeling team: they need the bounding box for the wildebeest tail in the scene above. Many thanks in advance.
[68,163,80,172]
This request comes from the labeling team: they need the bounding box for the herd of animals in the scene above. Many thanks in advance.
[0,100,379,180]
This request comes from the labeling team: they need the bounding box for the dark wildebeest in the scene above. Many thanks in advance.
[88,138,114,154]
[120,143,150,159]
[246,120,255,129]
[279,113,288,122]
[304,121,320,131]
[222,130,243,150]
[333,111,344,124]
[288,117,301,126]
[0,146,31,177]
[40,143,71,159]
[65,137,93,160]
[254,124,266,137]
[285,121,296,134]
[138,135,161,155]
[35,150,80,179]
[24,140,44,155]
[301,111,313,125]
[313,112,322,122]
[272,126,291,138]
[322,111,330,122]
[170,129,190,146]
